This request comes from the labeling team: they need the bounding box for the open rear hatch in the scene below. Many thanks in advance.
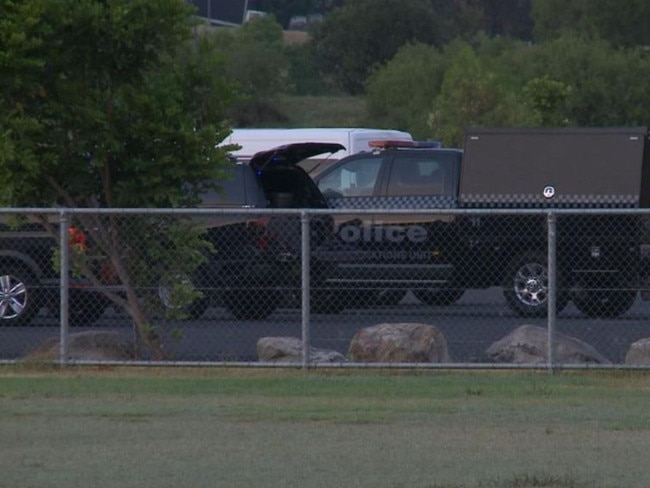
[249,143,345,173]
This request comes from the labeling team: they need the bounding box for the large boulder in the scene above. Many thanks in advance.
[625,337,650,365]
[24,331,135,362]
[486,325,610,364]
[257,336,347,364]
[347,323,449,363]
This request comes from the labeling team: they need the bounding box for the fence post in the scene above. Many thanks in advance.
[547,211,557,373]
[300,210,311,369]
[59,210,70,365]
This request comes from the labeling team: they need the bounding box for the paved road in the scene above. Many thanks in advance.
[3,289,650,365]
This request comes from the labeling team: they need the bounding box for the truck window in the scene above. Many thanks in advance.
[387,157,450,197]
[317,157,381,198]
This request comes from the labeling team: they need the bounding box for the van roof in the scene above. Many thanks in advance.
[221,127,413,161]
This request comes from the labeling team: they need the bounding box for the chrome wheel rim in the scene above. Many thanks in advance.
[0,274,28,320]
[513,262,548,307]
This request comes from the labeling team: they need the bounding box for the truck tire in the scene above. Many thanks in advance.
[222,290,277,320]
[0,264,40,326]
[572,277,637,318]
[502,252,568,318]
[414,288,465,306]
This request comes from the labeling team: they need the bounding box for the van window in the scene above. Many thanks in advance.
[317,157,381,198]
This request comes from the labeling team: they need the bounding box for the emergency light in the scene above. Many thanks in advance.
[368,140,442,149]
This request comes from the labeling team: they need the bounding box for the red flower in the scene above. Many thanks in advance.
[68,226,87,251]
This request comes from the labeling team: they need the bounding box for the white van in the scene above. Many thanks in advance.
[221,127,413,173]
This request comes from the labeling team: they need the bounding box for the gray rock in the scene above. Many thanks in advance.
[486,325,610,364]
[24,331,135,361]
[347,323,449,363]
[257,336,347,364]
[625,337,650,365]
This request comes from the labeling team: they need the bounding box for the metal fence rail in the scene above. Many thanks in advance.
[1,207,649,370]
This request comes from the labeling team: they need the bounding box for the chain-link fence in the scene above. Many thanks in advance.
[2,207,650,369]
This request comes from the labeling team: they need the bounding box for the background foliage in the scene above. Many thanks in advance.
[210,0,650,146]
[0,0,236,357]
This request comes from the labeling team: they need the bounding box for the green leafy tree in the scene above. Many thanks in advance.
[429,41,535,146]
[366,33,650,146]
[479,0,533,40]
[0,0,236,358]
[365,36,539,144]
[366,43,449,138]
[532,0,650,47]
[522,35,650,126]
[213,15,290,124]
[426,0,534,43]
[285,42,328,95]
[522,76,573,127]
[429,0,484,43]
[214,15,288,99]
[311,0,443,94]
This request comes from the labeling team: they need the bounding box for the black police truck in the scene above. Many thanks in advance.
[8,128,640,324]
[310,127,650,318]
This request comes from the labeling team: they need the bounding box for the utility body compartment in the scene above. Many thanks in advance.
[459,127,650,208]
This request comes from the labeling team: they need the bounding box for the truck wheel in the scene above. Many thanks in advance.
[414,288,464,306]
[222,290,277,320]
[572,279,637,318]
[503,252,568,318]
[0,265,40,326]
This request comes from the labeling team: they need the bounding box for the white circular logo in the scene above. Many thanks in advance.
[543,185,556,199]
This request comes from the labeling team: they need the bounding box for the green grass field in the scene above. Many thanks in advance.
[2,366,650,488]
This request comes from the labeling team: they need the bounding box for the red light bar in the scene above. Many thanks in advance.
[369,140,442,149]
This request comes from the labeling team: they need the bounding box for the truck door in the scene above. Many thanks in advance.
[314,149,463,305]
[314,154,393,299]
[316,153,387,230]
[372,151,461,289]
